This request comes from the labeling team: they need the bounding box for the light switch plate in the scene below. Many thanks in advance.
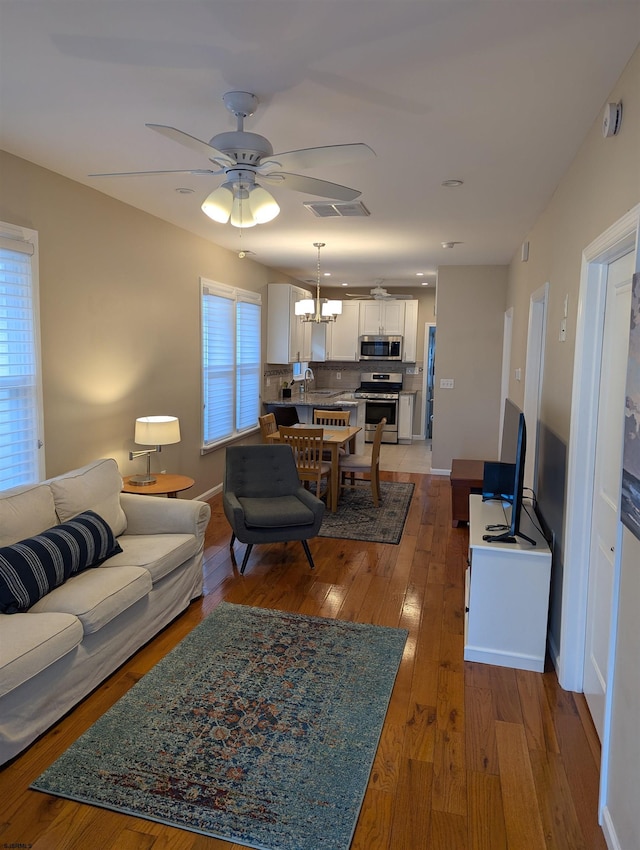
[440,378,454,389]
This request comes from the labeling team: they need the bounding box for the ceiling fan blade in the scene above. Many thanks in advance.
[89,168,220,178]
[146,124,236,167]
[260,143,375,173]
[269,172,362,201]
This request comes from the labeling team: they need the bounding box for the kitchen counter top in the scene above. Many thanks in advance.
[270,391,359,407]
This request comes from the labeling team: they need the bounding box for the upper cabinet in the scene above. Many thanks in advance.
[326,301,360,361]
[402,300,419,362]
[267,284,313,364]
[359,300,405,335]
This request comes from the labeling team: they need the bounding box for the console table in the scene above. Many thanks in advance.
[450,458,485,526]
[464,494,552,672]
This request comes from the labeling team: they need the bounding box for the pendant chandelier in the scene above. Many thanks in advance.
[295,242,343,323]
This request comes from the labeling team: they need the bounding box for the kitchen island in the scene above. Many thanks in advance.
[264,391,366,452]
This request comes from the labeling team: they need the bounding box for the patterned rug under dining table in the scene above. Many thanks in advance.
[267,424,361,512]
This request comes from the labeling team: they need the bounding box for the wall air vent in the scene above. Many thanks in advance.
[303,201,371,218]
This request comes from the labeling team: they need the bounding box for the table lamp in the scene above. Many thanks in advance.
[128,415,181,485]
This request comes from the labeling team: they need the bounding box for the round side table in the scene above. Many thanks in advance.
[121,473,195,498]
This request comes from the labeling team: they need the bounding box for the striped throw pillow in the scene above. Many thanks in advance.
[0,510,122,614]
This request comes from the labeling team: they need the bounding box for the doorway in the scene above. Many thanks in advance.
[423,324,436,439]
[560,205,639,701]
[583,252,633,739]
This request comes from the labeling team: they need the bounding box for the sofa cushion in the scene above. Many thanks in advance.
[29,566,152,635]
[0,483,58,547]
[239,495,316,528]
[104,534,198,584]
[49,458,127,537]
[0,511,123,614]
[0,612,83,698]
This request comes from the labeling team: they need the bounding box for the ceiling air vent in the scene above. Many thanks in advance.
[303,201,371,218]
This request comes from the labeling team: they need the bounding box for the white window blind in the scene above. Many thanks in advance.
[0,225,44,489]
[201,279,261,448]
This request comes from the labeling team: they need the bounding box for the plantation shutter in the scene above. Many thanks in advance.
[201,280,261,448]
[0,228,44,489]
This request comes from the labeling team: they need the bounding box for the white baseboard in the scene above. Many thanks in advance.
[601,805,622,850]
[194,482,222,501]
[430,468,450,476]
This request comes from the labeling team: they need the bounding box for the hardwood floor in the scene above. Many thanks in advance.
[0,471,606,849]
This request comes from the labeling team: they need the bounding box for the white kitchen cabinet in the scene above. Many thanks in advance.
[267,283,313,364]
[398,392,415,443]
[327,300,360,360]
[402,300,419,362]
[465,495,552,672]
[358,300,405,335]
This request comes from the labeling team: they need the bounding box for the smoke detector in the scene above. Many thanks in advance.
[602,102,623,137]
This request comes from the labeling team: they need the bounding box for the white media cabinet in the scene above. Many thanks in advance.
[464,495,552,672]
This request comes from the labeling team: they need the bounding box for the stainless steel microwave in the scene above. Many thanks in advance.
[359,335,403,361]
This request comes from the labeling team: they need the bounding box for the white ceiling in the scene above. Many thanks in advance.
[1,2,638,289]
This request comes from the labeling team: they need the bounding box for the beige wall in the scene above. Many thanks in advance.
[504,45,640,849]
[431,265,508,469]
[0,150,298,496]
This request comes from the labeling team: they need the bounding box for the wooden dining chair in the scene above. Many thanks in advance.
[312,409,351,427]
[312,409,351,460]
[279,426,332,506]
[339,417,386,507]
[258,412,278,442]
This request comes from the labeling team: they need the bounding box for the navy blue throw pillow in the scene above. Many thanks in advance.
[0,510,122,614]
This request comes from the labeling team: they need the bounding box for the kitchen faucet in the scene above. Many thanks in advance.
[302,367,314,393]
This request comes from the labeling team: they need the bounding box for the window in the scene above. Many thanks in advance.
[201,279,261,448]
[0,223,44,489]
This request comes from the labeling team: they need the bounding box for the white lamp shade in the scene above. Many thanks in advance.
[322,300,343,317]
[248,185,280,223]
[134,416,181,446]
[295,299,315,316]
[201,184,233,223]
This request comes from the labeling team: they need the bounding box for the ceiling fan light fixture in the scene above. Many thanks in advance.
[201,183,234,223]
[248,184,280,223]
[230,185,257,228]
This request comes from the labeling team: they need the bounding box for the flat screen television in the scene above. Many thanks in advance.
[483,399,536,545]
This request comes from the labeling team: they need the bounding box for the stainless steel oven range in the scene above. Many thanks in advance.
[354,372,403,444]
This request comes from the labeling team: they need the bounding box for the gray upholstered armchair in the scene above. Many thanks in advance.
[223,444,325,574]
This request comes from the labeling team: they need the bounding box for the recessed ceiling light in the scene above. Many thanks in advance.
[341,283,349,287]
[175,187,195,194]
[441,179,464,188]
[421,281,430,286]
[442,241,463,248]
[416,272,424,277]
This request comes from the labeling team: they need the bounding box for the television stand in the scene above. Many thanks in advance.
[465,495,551,672]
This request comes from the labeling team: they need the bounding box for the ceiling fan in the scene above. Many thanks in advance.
[90,91,375,227]
[346,285,414,301]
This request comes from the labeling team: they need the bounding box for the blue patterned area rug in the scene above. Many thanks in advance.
[318,480,414,544]
[31,602,407,850]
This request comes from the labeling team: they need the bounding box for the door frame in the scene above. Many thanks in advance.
[523,283,549,491]
[560,205,639,695]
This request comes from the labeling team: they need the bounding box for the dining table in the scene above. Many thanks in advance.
[267,423,361,512]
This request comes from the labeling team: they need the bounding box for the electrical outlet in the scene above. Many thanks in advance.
[336,371,341,380]
[440,378,454,389]
[266,377,271,386]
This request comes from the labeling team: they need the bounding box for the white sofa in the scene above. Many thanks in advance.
[0,458,211,765]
